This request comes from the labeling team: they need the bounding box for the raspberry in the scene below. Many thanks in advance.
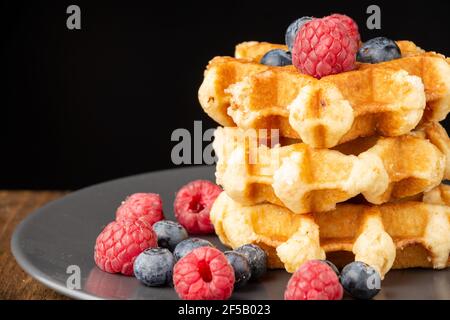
[326,14,360,45]
[292,18,358,78]
[284,260,343,300]
[94,219,157,276]
[116,193,164,226]
[174,180,222,234]
[173,247,235,300]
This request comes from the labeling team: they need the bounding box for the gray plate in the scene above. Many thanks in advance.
[11,166,450,300]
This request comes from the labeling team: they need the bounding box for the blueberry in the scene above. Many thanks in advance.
[173,238,214,261]
[153,220,188,251]
[319,259,340,276]
[340,261,381,299]
[225,251,251,288]
[235,244,267,280]
[285,16,313,52]
[133,248,174,287]
[260,49,292,67]
[357,37,401,64]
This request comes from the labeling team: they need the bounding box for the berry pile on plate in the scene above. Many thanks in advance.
[261,13,401,78]
[93,180,269,299]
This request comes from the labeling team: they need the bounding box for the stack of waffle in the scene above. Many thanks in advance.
[198,40,450,278]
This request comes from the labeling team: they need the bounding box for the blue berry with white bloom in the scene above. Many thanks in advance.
[260,49,292,66]
[340,261,381,299]
[134,248,174,287]
[357,37,401,64]
[153,220,188,251]
[285,16,313,52]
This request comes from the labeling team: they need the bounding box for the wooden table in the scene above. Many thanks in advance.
[0,191,70,299]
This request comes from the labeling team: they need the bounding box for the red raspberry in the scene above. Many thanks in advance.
[173,247,235,300]
[292,18,358,78]
[94,219,157,276]
[174,180,222,234]
[116,193,164,226]
[284,260,343,300]
[326,14,360,45]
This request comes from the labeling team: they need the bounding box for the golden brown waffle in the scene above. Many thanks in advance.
[228,65,426,148]
[210,189,450,278]
[213,124,449,214]
[199,41,450,148]
[235,40,450,124]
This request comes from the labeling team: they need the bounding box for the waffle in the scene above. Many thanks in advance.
[210,189,450,278]
[213,124,449,214]
[235,40,450,123]
[199,41,450,148]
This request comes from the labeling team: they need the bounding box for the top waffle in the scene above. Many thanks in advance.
[199,41,450,148]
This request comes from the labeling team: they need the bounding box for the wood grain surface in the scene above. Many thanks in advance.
[0,191,69,300]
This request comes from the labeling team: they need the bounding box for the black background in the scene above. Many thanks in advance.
[3,0,450,189]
